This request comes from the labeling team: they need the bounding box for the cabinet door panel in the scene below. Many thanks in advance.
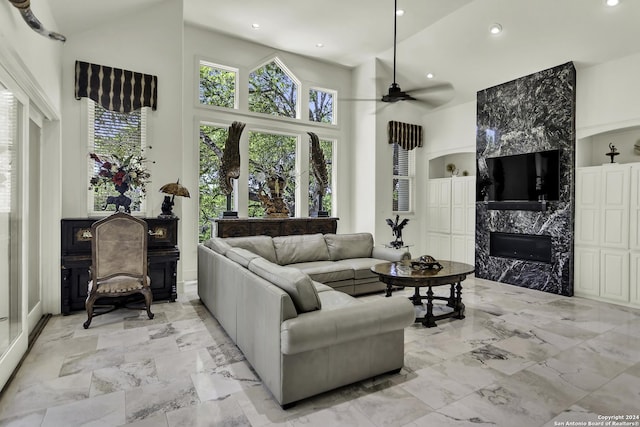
[451,235,467,263]
[425,233,450,260]
[451,177,475,235]
[427,179,451,233]
[465,180,476,236]
[575,168,601,246]
[600,166,630,249]
[600,249,629,302]
[631,252,640,305]
[574,247,600,297]
[631,165,640,250]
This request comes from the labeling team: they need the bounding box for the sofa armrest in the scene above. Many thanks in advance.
[372,246,411,262]
[280,297,415,355]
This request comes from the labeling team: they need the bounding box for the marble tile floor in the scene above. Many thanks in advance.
[1,278,639,427]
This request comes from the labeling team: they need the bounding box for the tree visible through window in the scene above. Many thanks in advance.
[88,101,146,213]
[248,132,296,217]
[309,138,333,215]
[199,61,236,109]
[199,125,228,241]
[198,58,339,226]
[309,88,335,124]
[249,60,298,118]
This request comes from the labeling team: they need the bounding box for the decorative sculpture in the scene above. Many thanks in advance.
[8,0,66,42]
[159,180,190,218]
[257,166,290,218]
[386,215,409,249]
[308,132,329,217]
[606,143,619,163]
[102,193,132,214]
[219,121,245,217]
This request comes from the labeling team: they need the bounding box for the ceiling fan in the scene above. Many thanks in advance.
[382,0,415,103]
[380,0,453,106]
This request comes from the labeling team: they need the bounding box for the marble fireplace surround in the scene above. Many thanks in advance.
[475,62,576,297]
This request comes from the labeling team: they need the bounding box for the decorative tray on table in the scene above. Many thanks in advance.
[410,255,443,270]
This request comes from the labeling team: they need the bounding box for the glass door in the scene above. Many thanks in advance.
[27,114,42,333]
[0,79,26,390]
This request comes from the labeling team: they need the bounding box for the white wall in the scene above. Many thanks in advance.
[61,0,183,220]
[0,1,63,111]
[182,25,354,280]
[577,52,640,139]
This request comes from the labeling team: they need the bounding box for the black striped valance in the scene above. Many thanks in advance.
[74,61,158,112]
[388,121,423,151]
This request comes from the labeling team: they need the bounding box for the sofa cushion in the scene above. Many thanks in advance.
[288,260,354,283]
[272,234,330,265]
[334,258,386,280]
[317,289,361,311]
[324,233,373,260]
[204,237,232,255]
[312,281,334,293]
[226,247,262,268]
[225,236,278,264]
[248,258,321,313]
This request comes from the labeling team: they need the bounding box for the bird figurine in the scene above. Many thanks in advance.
[386,215,409,249]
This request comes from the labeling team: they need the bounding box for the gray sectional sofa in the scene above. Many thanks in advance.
[197,232,415,407]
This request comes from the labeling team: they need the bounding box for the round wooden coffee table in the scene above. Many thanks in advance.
[371,260,475,327]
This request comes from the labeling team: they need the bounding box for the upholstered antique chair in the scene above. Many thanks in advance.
[83,212,154,329]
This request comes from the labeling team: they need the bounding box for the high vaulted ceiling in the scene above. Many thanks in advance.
[47,0,640,107]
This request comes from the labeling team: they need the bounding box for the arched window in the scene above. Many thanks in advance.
[249,58,299,118]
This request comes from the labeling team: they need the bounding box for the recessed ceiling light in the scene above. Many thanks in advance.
[315,43,324,48]
[426,73,435,79]
[396,9,405,16]
[251,23,260,30]
[606,0,620,6]
[489,23,502,35]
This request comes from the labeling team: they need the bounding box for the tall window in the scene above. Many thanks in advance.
[309,138,333,215]
[199,60,237,109]
[309,88,336,124]
[87,100,147,213]
[0,83,23,357]
[198,58,339,222]
[199,124,228,241]
[249,59,298,118]
[248,132,296,217]
[393,143,413,212]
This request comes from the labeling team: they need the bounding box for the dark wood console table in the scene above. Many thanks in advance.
[213,217,338,238]
[61,217,180,314]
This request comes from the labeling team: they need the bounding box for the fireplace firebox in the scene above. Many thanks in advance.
[489,232,552,264]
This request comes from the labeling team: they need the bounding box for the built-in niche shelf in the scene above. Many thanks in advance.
[428,152,476,179]
[577,125,640,167]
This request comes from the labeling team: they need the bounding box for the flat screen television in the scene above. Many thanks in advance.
[485,149,560,202]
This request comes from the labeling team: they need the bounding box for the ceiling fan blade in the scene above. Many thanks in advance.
[405,82,455,96]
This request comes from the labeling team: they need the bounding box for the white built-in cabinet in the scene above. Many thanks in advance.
[426,176,475,264]
[574,163,640,308]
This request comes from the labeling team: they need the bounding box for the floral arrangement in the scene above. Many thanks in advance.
[89,153,150,195]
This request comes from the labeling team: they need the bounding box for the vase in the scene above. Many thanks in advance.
[102,183,132,213]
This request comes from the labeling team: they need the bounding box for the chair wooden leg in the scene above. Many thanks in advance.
[83,294,96,329]
[142,289,154,320]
